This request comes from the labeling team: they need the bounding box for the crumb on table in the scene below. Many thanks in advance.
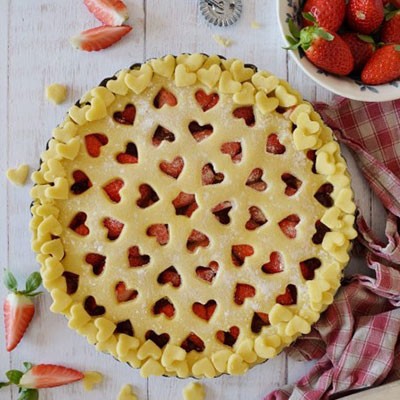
[212,34,232,48]
[183,382,205,400]
[82,371,103,391]
[46,83,67,104]
[117,384,138,400]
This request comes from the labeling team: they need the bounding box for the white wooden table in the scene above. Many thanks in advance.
[0,1,386,399]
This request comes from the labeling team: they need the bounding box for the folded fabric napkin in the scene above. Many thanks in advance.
[265,98,400,400]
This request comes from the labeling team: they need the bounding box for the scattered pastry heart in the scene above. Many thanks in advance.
[6,164,30,186]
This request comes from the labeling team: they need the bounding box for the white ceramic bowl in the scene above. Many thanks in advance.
[276,0,400,102]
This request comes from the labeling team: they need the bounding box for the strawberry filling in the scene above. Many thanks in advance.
[195,90,219,112]
[186,229,210,252]
[314,183,334,207]
[245,206,267,230]
[146,224,169,245]
[211,201,232,224]
[251,312,270,333]
[116,142,138,164]
[312,220,331,244]
[159,156,184,179]
[69,212,89,236]
[153,297,175,318]
[137,184,159,208]
[115,282,138,302]
[103,217,124,240]
[231,245,254,267]
[195,261,219,283]
[84,133,108,157]
[62,271,79,295]
[266,134,286,154]
[192,300,217,321]
[172,192,198,217]
[234,283,256,305]
[189,121,214,142]
[307,150,317,173]
[233,106,255,127]
[201,163,224,185]
[282,173,302,196]
[216,326,240,347]
[128,246,150,267]
[153,88,177,108]
[181,333,205,352]
[85,253,106,275]
[115,319,134,336]
[103,178,124,203]
[276,284,297,306]
[246,168,267,191]
[84,296,105,316]
[113,104,136,125]
[145,330,170,348]
[152,125,175,146]
[300,258,322,280]
[262,252,284,274]
[71,170,92,194]
[279,214,300,239]
[220,141,242,163]
[157,266,181,287]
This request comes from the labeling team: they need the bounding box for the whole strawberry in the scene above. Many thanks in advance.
[286,14,354,75]
[361,44,400,84]
[3,270,42,352]
[381,11,400,43]
[302,0,346,31]
[341,32,376,72]
[346,0,385,34]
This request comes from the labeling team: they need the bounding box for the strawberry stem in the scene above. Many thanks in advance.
[4,270,18,291]
[3,270,42,296]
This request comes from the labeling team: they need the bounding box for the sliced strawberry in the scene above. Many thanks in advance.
[195,90,219,111]
[266,134,286,154]
[153,88,177,108]
[181,332,205,352]
[234,283,256,305]
[84,133,108,158]
[19,364,84,389]
[115,282,138,302]
[103,178,124,203]
[70,25,132,52]
[84,0,129,26]
[233,106,255,126]
[103,217,124,240]
[159,156,184,179]
[153,297,175,318]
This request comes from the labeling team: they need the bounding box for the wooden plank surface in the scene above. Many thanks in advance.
[0,1,378,399]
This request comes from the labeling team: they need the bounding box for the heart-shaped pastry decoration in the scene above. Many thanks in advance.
[69,212,89,236]
[251,72,279,93]
[254,334,281,358]
[231,245,254,267]
[275,85,298,108]
[227,353,248,375]
[50,288,72,313]
[43,159,66,182]
[219,71,241,94]
[106,69,129,95]
[56,137,80,160]
[52,121,78,143]
[38,215,62,236]
[86,253,106,275]
[316,151,337,176]
[85,97,107,122]
[255,91,279,114]
[233,82,255,105]
[234,284,256,305]
[151,55,176,78]
[71,170,92,195]
[195,261,219,283]
[69,105,90,126]
[45,177,69,200]
[262,252,284,274]
[125,64,153,94]
[230,60,255,82]
[197,64,222,89]
[68,303,91,330]
[157,266,181,287]
[246,168,267,191]
[146,330,170,349]
[6,164,29,186]
[334,188,356,214]
[321,206,343,230]
[289,103,313,124]
[237,338,257,363]
[161,344,186,367]
[322,231,349,263]
[176,53,206,72]
[116,142,138,164]
[82,371,103,392]
[175,64,197,87]
[89,86,115,107]
[276,284,297,306]
[293,128,319,151]
[94,317,116,342]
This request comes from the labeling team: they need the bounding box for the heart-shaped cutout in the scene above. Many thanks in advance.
[201,163,224,185]
[85,133,108,158]
[192,300,217,321]
[145,330,170,348]
[266,134,286,154]
[251,312,270,333]
[153,88,177,108]
[188,121,214,142]
[63,271,79,295]
[103,217,124,240]
[115,320,134,336]
[84,296,105,316]
[157,266,181,287]
[125,64,153,94]
[211,201,232,225]
[136,184,159,209]
[103,178,124,203]
[85,253,106,275]
[279,214,300,239]
[245,206,267,230]
[69,212,89,236]
[117,142,138,164]
[221,142,242,163]
[151,54,176,78]
[115,282,138,303]
[147,224,169,245]
[195,89,219,111]
[152,125,175,146]
[233,106,255,126]
[197,64,222,89]
[181,333,205,352]
[196,261,219,283]
[153,297,175,318]
[172,192,198,217]
[314,183,334,207]
[246,168,267,191]
[300,258,322,280]
[312,220,331,244]
[159,156,184,179]
[216,326,240,346]
[262,252,284,274]
[113,104,136,125]
[230,60,255,82]
[128,246,150,267]
[71,170,92,195]
[231,245,254,267]
[186,229,210,252]
[282,173,302,196]
[234,284,256,305]
[276,284,297,305]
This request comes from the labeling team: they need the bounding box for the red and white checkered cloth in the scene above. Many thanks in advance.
[265,97,400,400]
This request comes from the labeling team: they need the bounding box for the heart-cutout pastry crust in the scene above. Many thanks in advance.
[175,64,197,87]
[106,69,129,95]
[113,104,136,125]
[197,64,222,89]
[192,300,217,321]
[159,156,184,179]
[85,133,108,158]
[150,55,176,78]
[230,60,254,82]
[219,71,241,94]
[125,64,153,94]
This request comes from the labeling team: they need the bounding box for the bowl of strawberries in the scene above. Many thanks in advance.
[277,0,400,101]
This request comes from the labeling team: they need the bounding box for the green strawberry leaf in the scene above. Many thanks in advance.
[6,370,23,385]
[24,272,42,294]
[4,270,18,292]
[395,45,400,52]
[357,34,375,44]
[302,12,317,25]
[18,389,39,400]
[314,28,334,41]
[284,35,301,50]
[0,381,11,388]
[288,18,300,39]
[23,363,33,372]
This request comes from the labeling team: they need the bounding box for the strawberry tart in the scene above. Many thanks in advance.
[30,54,357,378]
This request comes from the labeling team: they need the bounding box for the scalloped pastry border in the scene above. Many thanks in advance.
[30,53,357,378]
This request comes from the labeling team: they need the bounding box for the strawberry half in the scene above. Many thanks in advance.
[3,270,42,352]
[70,25,132,52]
[84,0,129,26]
[286,14,354,76]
